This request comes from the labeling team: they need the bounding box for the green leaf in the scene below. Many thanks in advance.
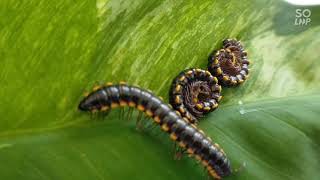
[201,95,320,180]
[0,0,319,179]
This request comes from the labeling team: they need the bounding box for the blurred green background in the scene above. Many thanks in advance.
[0,0,319,179]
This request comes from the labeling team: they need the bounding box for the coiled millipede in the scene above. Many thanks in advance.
[78,83,231,179]
[169,68,222,124]
[208,39,250,86]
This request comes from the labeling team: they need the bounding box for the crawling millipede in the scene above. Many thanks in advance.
[208,39,250,86]
[78,83,231,179]
[169,68,222,124]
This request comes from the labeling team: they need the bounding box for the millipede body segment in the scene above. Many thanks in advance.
[78,83,231,179]
[208,39,250,87]
[169,68,222,124]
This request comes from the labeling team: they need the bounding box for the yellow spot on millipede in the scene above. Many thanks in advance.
[214,143,221,149]
[119,100,127,107]
[128,101,136,107]
[106,82,113,86]
[101,106,109,111]
[111,103,119,108]
[223,75,230,81]
[212,103,218,109]
[154,116,161,124]
[178,141,186,148]
[182,117,190,123]
[161,124,170,132]
[190,123,197,129]
[170,133,178,141]
[175,85,181,92]
[213,77,218,83]
[217,85,222,93]
[198,129,205,136]
[146,109,153,117]
[137,105,145,111]
[202,160,209,167]
[179,107,186,113]
[209,169,221,180]
[187,148,194,154]
[195,68,202,73]
[179,76,186,81]
[196,103,203,109]
[195,155,202,161]
[93,85,101,91]
[216,68,222,75]
[175,96,181,104]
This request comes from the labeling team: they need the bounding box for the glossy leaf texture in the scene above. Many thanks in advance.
[0,0,319,179]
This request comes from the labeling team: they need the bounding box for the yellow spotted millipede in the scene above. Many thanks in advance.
[169,68,222,124]
[78,83,231,179]
[208,39,250,87]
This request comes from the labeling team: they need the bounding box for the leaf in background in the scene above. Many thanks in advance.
[0,0,319,179]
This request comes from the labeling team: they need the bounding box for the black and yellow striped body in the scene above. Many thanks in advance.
[78,83,231,179]
[208,39,250,87]
[169,68,222,124]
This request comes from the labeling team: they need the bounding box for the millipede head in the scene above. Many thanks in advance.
[78,97,92,111]
[78,85,112,112]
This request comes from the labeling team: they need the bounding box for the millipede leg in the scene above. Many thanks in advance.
[120,108,125,121]
[97,111,108,120]
[174,144,186,160]
[102,111,110,119]
[141,116,151,128]
[118,108,122,120]
[126,107,133,121]
[145,121,158,132]
[136,111,144,131]
[173,143,179,160]
[90,111,98,120]
[202,168,208,176]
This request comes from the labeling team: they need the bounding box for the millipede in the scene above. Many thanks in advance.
[78,82,231,179]
[208,39,250,87]
[169,68,222,124]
